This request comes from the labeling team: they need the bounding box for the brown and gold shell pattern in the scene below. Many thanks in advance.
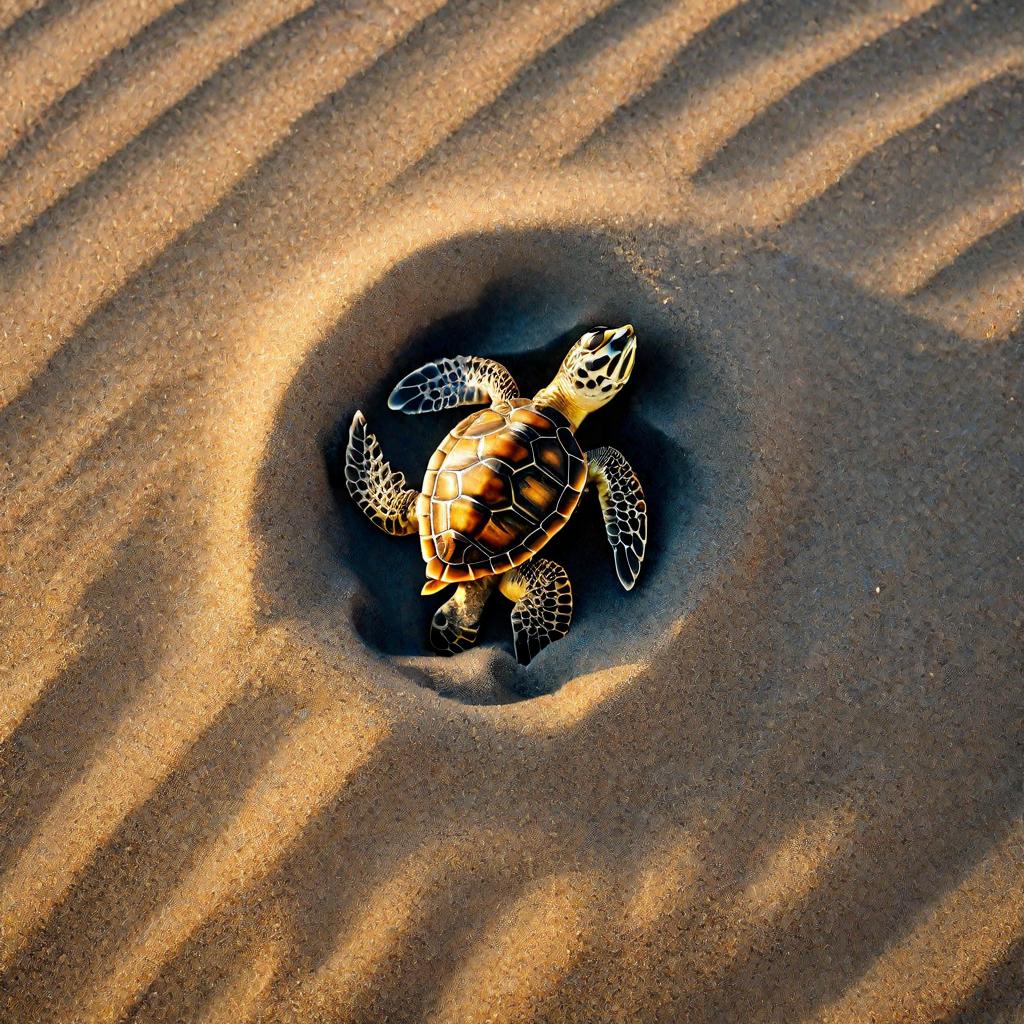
[417,399,586,583]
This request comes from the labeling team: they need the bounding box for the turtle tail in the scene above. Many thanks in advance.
[345,411,420,537]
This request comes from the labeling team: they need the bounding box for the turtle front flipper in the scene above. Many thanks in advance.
[430,578,497,654]
[499,559,573,666]
[388,355,519,414]
[586,447,647,590]
[345,411,419,536]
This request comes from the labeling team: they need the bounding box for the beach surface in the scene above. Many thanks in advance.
[1,0,1022,1020]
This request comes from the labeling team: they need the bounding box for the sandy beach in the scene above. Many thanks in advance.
[1,0,1022,1020]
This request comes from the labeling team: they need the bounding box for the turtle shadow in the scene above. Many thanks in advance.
[252,228,751,703]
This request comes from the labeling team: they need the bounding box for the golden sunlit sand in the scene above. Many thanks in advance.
[1,0,1022,1021]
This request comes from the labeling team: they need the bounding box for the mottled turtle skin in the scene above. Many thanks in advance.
[416,398,587,584]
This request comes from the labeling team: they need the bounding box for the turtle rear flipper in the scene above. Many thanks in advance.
[388,355,519,414]
[430,578,497,654]
[345,411,419,536]
[499,559,573,666]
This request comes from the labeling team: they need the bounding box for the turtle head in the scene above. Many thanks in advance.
[555,324,636,416]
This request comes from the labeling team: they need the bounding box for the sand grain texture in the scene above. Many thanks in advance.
[1,0,1022,1021]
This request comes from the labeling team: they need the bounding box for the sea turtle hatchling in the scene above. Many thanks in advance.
[345,325,647,665]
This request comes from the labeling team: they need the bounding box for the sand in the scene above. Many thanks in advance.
[1,0,1022,1020]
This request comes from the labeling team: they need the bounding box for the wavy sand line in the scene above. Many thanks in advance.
[909,213,1024,339]
[196,938,281,1024]
[402,0,743,177]
[694,2,1022,223]
[0,626,245,970]
[847,69,1024,305]
[279,830,569,1021]
[0,0,318,242]
[774,72,1024,300]
[0,374,183,559]
[817,820,1024,1024]
[1,378,304,970]
[0,0,448,402]
[540,803,859,1020]
[0,0,183,157]
[702,55,1019,228]
[1,636,387,983]
[63,703,384,1024]
[655,806,860,1018]
[429,871,599,1023]
[0,0,45,35]
[866,178,1024,300]
[578,0,940,175]
[0,362,235,746]
[311,0,629,194]
[290,843,456,1017]
[0,452,184,743]
[1,685,311,1022]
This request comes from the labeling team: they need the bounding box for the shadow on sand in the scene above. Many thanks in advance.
[251,227,753,703]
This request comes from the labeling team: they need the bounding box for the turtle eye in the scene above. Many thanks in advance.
[582,330,605,351]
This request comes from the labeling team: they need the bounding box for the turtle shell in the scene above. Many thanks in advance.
[417,398,586,583]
